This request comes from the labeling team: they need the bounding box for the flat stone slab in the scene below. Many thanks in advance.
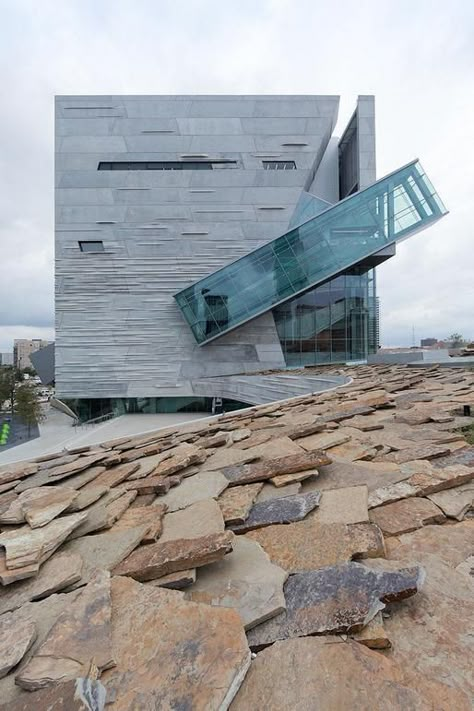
[69,490,137,539]
[246,562,423,647]
[270,469,317,487]
[100,576,250,710]
[0,512,87,570]
[0,552,83,615]
[185,536,287,630]
[113,531,234,581]
[242,436,304,460]
[257,482,302,502]
[0,553,39,585]
[368,481,420,509]
[160,498,224,542]
[201,447,257,471]
[16,570,114,691]
[383,444,451,464]
[317,486,368,524]
[1,678,106,711]
[62,524,149,587]
[406,464,474,495]
[0,486,77,527]
[0,463,37,487]
[428,482,474,520]
[369,497,446,536]
[230,491,321,534]
[218,483,263,524]
[298,431,352,452]
[108,503,167,543]
[222,450,331,486]
[246,521,385,573]
[231,636,470,711]
[154,470,229,512]
[0,613,36,678]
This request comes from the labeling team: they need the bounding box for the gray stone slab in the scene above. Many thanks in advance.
[230,491,321,534]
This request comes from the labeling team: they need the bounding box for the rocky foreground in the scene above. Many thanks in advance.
[0,364,473,709]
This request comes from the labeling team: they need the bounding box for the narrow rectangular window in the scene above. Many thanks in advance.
[79,241,104,252]
[262,161,297,170]
[97,160,237,171]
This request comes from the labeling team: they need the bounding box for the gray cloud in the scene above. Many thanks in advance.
[1,0,473,351]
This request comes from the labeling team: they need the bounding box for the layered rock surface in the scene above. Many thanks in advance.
[0,363,472,708]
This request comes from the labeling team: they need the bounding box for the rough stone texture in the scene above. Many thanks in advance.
[222,450,331,486]
[100,576,251,710]
[270,469,317,487]
[381,521,474,699]
[22,487,78,528]
[154,470,229,512]
[0,463,37,487]
[307,458,405,494]
[149,568,196,589]
[62,525,149,587]
[231,491,321,534]
[85,462,140,489]
[16,570,114,691]
[369,497,446,536]
[406,464,474,495]
[160,498,224,542]
[0,512,87,570]
[428,482,474,520]
[113,531,234,581]
[109,503,167,543]
[383,444,451,464]
[66,484,109,511]
[0,553,39,585]
[152,446,207,477]
[0,678,106,711]
[69,490,137,539]
[0,590,82,707]
[317,485,368,524]
[0,552,83,615]
[351,611,391,649]
[246,521,385,573]
[257,482,302,501]
[368,481,420,509]
[298,431,351,452]
[186,537,287,630]
[204,447,258,471]
[121,473,182,495]
[231,636,470,711]
[0,614,36,678]
[246,562,422,647]
[242,436,304,460]
[218,483,263,524]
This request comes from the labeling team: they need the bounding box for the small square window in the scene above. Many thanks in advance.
[79,241,104,253]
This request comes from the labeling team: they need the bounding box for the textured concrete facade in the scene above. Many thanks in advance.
[55,95,346,399]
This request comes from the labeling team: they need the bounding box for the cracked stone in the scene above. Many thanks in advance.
[368,481,421,509]
[100,576,251,710]
[160,498,224,542]
[230,491,321,534]
[16,570,115,691]
[108,502,167,543]
[351,612,391,649]
[185,536,287,630]
[0,613,36,678]
[246,562,423,648]
[0,512,87,570]
[0,552,83,614]
[428,482,474,520]
[230,636,470,711]
[406,464,474,495]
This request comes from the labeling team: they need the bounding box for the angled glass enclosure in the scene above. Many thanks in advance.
[174,160,447,345]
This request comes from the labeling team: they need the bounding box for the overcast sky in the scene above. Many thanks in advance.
[1,0,473,352]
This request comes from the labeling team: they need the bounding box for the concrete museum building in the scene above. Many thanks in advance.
[54,95,447,419]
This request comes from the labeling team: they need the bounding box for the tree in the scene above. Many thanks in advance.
[447,333,466,348]
[14,383,44,436]
[0,367,18,415]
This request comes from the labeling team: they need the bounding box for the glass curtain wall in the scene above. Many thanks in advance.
[272,268,377,366]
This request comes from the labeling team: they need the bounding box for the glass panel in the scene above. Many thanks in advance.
[175,160,447,345]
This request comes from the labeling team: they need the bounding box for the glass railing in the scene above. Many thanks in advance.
[174,160,447,345]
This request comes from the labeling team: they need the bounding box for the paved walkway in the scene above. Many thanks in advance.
[0,407,208,466]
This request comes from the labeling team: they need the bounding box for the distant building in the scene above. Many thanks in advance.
[13,339,52,370]
[0,352,14,366]
[420,338,437,347]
